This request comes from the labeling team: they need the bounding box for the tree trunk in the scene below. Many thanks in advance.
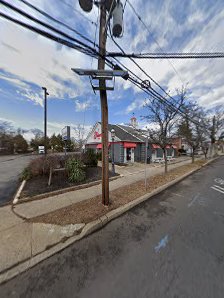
[191,150,195,163]
[163,149,168,173]
[209,143,215,158]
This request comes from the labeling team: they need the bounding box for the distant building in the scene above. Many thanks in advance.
[85,120,177,163]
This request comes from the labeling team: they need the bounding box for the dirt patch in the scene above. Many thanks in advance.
[21,166,118,198]
[30,160,206,226]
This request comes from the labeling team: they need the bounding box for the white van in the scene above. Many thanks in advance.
[38,145,45,154]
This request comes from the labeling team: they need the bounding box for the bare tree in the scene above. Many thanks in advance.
[142,87,186,173]
[178,104,206,163]
[206,105,224,157]
[0,120,13,134]
[72,124,86,152]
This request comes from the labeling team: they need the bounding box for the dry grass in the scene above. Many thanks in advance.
[30,160,206,226]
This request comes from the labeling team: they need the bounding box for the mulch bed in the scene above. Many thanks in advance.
[30,160,206,226]
[21,166,118,198]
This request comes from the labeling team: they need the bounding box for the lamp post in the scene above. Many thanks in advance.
[42,87,49,156]
[144,129,150,191]
[111,128,115,175]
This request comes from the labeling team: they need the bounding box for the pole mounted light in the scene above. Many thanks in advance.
[71,68,129,91]
[42,87,49,156]
[111,128,115,174]
[144,129,150,191]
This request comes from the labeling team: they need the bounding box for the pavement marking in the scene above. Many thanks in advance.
[188,193,200,208]
[214,185,224,191]
[214,178,224,185]
[154,235,169,253]
[211,186,224,194]
[171,192,183,197]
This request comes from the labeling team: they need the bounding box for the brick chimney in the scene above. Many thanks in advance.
[130,113,137,128]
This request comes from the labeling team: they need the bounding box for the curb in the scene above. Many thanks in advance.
[0,157,219,284]
[15,175,121,205]
[13,180,26,204]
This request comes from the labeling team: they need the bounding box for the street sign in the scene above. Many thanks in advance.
[62,126,71,141]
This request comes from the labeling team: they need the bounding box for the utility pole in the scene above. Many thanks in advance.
[76,0,124,206]
[98,4,109,205]
[42,87,49,156]
[144,135,148,191]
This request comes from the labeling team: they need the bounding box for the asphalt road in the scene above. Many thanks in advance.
[1,157,224,298]
[0,154,35,205]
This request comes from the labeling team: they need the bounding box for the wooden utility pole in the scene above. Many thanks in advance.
[98,4,109,205]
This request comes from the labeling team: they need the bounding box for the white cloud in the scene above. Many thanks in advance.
[0,16,92,104]
[109,0,224,111]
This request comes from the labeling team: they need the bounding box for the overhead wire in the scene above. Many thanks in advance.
[59,0,97,27]
[16,0,97,46]
[107,52,224,59]
[0,2,203,127]
[0,0,98,53]
[126,0,185,85]
[108,25,185,113]
[107,25,206,128]
[108,27,205,127]
[0,12,97,58]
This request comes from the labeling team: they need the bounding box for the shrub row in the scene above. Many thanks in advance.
[21,149,99,182]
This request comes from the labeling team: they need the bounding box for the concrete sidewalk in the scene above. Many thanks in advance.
[0,156,205,278]
[14,157,193,219]
[0,205,84,275]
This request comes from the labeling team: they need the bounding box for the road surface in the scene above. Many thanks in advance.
[0,154,34,205]
[1,157,224,297]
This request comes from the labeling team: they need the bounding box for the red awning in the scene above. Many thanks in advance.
[152,144,160,149]
[96,143,111,149]
[123,142,137,148]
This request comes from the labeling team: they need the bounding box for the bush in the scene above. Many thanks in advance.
[82,148,98,167]
[65,158,86,183]
[29,156,45,176]
[28,154,61,177]
[20,167,32,181]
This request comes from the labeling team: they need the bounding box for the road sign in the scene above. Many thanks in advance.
[62,126,70,141]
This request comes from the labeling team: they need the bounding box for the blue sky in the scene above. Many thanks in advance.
[0,0,224,139]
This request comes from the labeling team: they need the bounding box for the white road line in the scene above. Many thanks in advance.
[188,193,200,207]
[211,186,224,194]
[171,192,183,197]
[214,185,224,191]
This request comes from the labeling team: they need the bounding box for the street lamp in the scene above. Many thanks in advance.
[42,87,49,156]
[111,128,115,175]
[144,129,150,191]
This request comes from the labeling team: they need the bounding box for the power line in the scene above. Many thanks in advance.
[59,0,97,27]
[1,7,202,128]
[108,27,204,127]
[107,52,224,59]
[0,12,97,57]
[1,0,97,53]
[109,25,174,99]
[16,0,97,46]
[126,0,184,84]
[0,1,102,59]
[108,26,205,128]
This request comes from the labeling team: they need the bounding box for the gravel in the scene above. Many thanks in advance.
[30,160,206,226]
